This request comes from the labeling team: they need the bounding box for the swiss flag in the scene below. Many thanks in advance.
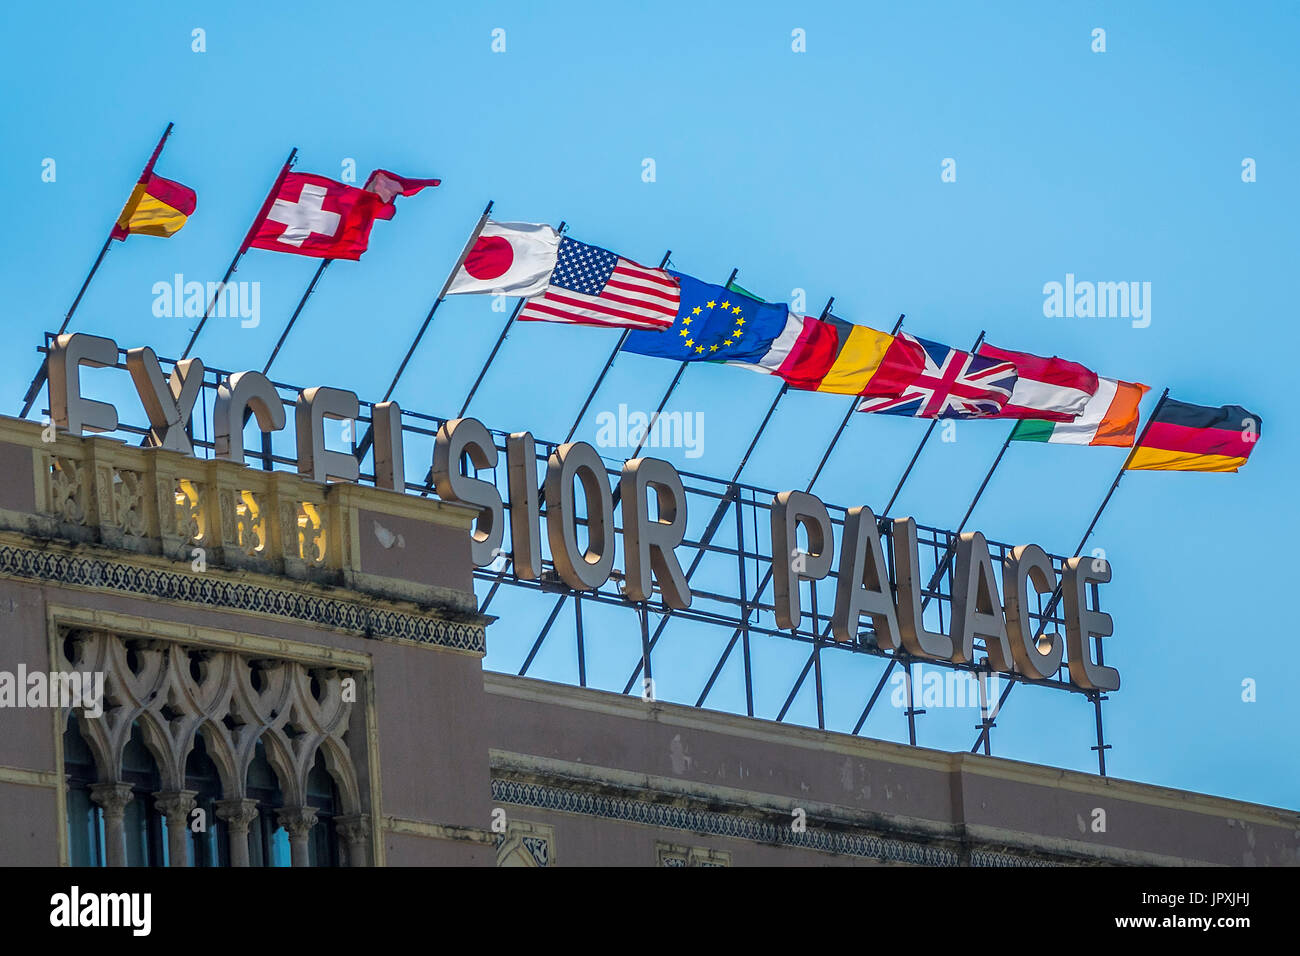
[242,169,438,261]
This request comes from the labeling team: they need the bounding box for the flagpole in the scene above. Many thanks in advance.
[879,329,986,516]
[804,313,906,493]
[918,424,1017,608]
[181,147,298,359]
[475,248,675,607]
[19,122,176,418]
[381,200,494,404]
[968,386,1169,756]
[355,200,494,463]
[1068,386,1169,559]
[262,258,332,376]
[562,250,672,444]
[619,293,836,694]
[525,265,742,688]
[456,221,567,418]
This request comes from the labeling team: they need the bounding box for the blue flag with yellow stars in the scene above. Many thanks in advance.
[621,271,790,363]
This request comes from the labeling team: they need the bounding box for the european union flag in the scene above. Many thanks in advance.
[622,272,790,364]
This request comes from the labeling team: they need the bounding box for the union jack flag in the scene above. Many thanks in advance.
[856,334,1017,419]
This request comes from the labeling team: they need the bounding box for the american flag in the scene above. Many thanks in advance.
[519,237,679,330]
[857,334,1018,419]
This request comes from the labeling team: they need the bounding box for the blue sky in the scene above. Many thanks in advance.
[2,1,1296,810]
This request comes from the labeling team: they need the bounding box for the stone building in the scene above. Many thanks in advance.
[0,417,1295,867]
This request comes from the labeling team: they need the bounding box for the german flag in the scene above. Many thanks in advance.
[1127,398,1261,473]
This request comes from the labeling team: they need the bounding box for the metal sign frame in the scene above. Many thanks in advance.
[29,334,1113,774]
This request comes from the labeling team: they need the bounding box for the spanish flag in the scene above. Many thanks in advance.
[1127,398,1261,473]
[110,126,195,240]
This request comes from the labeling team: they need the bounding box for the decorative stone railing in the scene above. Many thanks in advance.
[0,418,480,614]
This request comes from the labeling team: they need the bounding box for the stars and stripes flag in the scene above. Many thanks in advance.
[518,237,679,330]
[856,333,1018,419]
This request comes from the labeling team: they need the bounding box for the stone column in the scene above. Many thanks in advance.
[214,798,260,867]
[335,813,372,867]
[153,790,198,867]
[277,806,318,867]
[88,782,134,867]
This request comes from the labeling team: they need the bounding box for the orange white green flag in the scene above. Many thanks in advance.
[1011,377,1149,447]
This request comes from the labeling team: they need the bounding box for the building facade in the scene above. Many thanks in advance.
[0,418,1295,867]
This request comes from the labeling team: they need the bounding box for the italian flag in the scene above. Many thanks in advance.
[1012,377,1150,447]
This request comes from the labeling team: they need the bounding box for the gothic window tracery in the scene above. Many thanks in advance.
[59,628,370,867]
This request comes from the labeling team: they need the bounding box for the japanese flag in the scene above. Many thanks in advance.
[445,220,560,298]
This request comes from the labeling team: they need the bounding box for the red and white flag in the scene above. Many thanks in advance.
[518,236,679,330]
[243,168,438,261]
[977,343,1099,421]
[445,220,562,297]
[363,169,441,203]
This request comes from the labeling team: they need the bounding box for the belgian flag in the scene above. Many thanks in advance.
[1127,398,1261,473]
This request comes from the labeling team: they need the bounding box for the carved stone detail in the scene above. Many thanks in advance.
[48,455,86,525]
[109,468,147,537]
[61,629,368,866]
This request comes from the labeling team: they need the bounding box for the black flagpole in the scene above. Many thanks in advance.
[969,386,1169,755]
[619,293,837,693]
[253,255,334,470]
[263,258,332,376]
[1068,386,1170,560]
[355,200,495,461]
[477,248,674,605]
[381,200,494,403]
[20,122,176,419]
[805,313,906,493]
[181,146,298,359]
[878,329,986,516]
[562,249,672,443]
[457,221,567,418]
[918,423,1017,609]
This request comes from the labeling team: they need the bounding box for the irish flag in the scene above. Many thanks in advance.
[1011,377,1149,447]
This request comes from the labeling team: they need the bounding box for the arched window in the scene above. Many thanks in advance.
[245,740,291,867]
[121,722,167,866]
[63,714,105,867]
[184,731,229,867]
[306,749,341,867]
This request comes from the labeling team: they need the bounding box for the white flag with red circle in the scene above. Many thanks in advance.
[445,220,560,297]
